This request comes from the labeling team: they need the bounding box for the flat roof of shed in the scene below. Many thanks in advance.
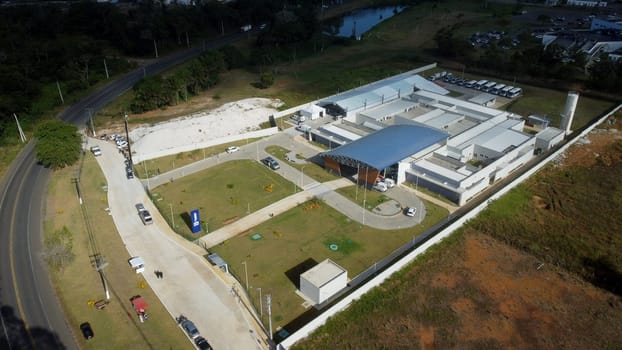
[301,259,346,288]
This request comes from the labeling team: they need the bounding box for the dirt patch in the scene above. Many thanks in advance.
[554,116,622,169]
[294,230,622,350]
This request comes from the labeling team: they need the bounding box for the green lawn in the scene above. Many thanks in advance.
[210,196,449,332]
[505,86,612,129]
[150,159,298,239]
[265,145,340,183]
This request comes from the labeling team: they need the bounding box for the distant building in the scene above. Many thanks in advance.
[567,0,607,7]
[591,17,622,31]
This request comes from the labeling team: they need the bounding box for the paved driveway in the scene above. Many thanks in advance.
[89,138,267,350]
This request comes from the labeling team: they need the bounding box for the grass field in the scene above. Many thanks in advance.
[265,145,340,183]
[150,159,298,239]
[45,154,192,350]
[210,195,449,331]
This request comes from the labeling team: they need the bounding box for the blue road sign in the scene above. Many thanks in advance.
[190,209,201,234]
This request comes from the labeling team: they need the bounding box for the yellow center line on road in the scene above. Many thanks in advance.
[8,158,36,347]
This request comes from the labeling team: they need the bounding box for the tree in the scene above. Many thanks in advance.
[258,71,274,88]
[43,226,75,272]
[34,120,82,169]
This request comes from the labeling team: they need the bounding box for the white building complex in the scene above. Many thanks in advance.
[300,69,567,205]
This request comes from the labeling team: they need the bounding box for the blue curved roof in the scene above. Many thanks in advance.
[322,125,448,170]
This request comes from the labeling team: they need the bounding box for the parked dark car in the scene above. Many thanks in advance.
[194,336,213,350]
[177,315,200,339]
[261,156,280,170]
[80,322,94,340]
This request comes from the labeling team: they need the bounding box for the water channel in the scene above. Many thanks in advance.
[323,5,407,38]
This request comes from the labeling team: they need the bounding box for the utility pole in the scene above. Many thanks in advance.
[74,176,110,300]
[153,39,159,58]
[56,80,64,104]
[169,203,175,228]
[242,261,249,290]
[14,113,26,143]
[266,294,273,340]
[87,108,96,137]
[258,287,263,317]
[124,114,133,166]
[103,58,109,79]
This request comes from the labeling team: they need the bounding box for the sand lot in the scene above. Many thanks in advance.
[128,98,283,156]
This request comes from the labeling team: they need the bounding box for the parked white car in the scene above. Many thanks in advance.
[90,146,102,156]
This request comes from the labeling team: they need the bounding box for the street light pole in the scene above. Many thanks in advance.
[169,203,174,227]
[258,287,263,317]
[266,294,273,340]
[242,261,249,290]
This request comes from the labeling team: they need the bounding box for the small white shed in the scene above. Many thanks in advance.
[299,104,326,120]
[300,259,347,305]
[535,127,565,151]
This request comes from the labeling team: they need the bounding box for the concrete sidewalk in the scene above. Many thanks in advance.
[90,138,267,350]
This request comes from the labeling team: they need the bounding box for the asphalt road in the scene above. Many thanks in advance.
[0,31,251,350]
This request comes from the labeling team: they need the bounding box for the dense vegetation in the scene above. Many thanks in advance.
[34,120,82,169]
[434,23,622,93]
[0,0,327,145]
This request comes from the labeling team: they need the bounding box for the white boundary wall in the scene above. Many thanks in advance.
[278,103,622,349]
[133,127,279,163]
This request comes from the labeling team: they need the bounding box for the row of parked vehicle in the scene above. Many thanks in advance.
[430,72,523,98]
[177,315,212,350]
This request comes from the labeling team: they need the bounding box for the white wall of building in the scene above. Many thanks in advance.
[300,270,348,305]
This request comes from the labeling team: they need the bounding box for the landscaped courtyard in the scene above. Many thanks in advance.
[147,156,449,331]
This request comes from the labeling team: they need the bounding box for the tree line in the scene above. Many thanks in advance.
[0,0,326,145]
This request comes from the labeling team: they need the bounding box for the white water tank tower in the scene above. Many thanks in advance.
[560,91,579,135]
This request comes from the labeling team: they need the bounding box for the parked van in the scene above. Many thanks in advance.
[507,87,523,98]
[490,83,506,95]
[500,85,514,97]
[481,81,497,92]
[474,80,488,90]
[383,178,396,188]
[464,80,477,88]
[291,114,306,123]
[373,182,388,192]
